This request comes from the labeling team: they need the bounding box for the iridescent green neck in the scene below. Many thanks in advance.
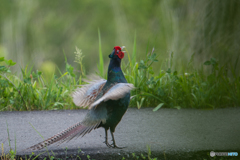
[107,58,127,83]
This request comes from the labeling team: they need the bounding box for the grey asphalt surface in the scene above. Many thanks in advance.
[0,108,240,160]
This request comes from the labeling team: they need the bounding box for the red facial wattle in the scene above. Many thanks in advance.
[114,46,124,59]
[117,51,124,59]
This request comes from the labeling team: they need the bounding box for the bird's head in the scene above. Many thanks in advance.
[109,46,124,60]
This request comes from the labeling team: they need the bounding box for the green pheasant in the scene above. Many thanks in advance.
[27,46,134,150]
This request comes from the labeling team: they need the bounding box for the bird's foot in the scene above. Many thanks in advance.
[110,142,126,149]
[103,140,113,148]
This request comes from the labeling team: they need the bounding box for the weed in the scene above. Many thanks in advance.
[0,48,83,111]
[1,121,17,160]
[141,153,146,159]
[1,143,10,160]
[97,29,105,78]
[126,47,240,109]
[1,38,240,111]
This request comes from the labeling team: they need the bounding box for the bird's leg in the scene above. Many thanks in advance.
[110,131,125,149]
[104,128,113,148]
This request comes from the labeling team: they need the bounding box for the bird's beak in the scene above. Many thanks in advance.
[109,49,115,58]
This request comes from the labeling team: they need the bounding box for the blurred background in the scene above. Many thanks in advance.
[0,0,239,75]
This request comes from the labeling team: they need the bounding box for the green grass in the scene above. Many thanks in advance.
[127,51,240,109]
[0,51,83,111]
[0,41,240,111]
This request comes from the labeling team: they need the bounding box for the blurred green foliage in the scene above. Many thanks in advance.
[0,0,240,111]
[0,0,239,74]
[1,44,240,111]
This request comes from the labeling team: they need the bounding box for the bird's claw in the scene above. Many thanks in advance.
[104,141,125,149]
[104,141,113,148]
[104,129,125,149]
[110,143,126,149]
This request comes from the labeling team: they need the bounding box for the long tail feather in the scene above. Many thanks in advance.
[26,121,100,151]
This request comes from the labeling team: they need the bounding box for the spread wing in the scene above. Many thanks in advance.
[72,79,106,108]
[89,83,135,109]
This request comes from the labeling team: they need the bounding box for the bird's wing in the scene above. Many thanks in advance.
[89,83,135,109]
[72,79,106,108]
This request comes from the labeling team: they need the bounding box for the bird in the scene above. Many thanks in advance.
[26,46,135,151]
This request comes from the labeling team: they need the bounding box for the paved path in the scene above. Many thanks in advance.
[0,108,240,159]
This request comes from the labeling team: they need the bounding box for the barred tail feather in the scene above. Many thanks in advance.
[26,121,100,151]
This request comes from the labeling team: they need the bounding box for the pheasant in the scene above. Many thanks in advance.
[27,46,134,151]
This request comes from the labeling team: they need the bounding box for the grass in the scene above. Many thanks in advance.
[0,50,83,111]
[0,37,240,111]
[1,121,17,160]
[128,52,240,109]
